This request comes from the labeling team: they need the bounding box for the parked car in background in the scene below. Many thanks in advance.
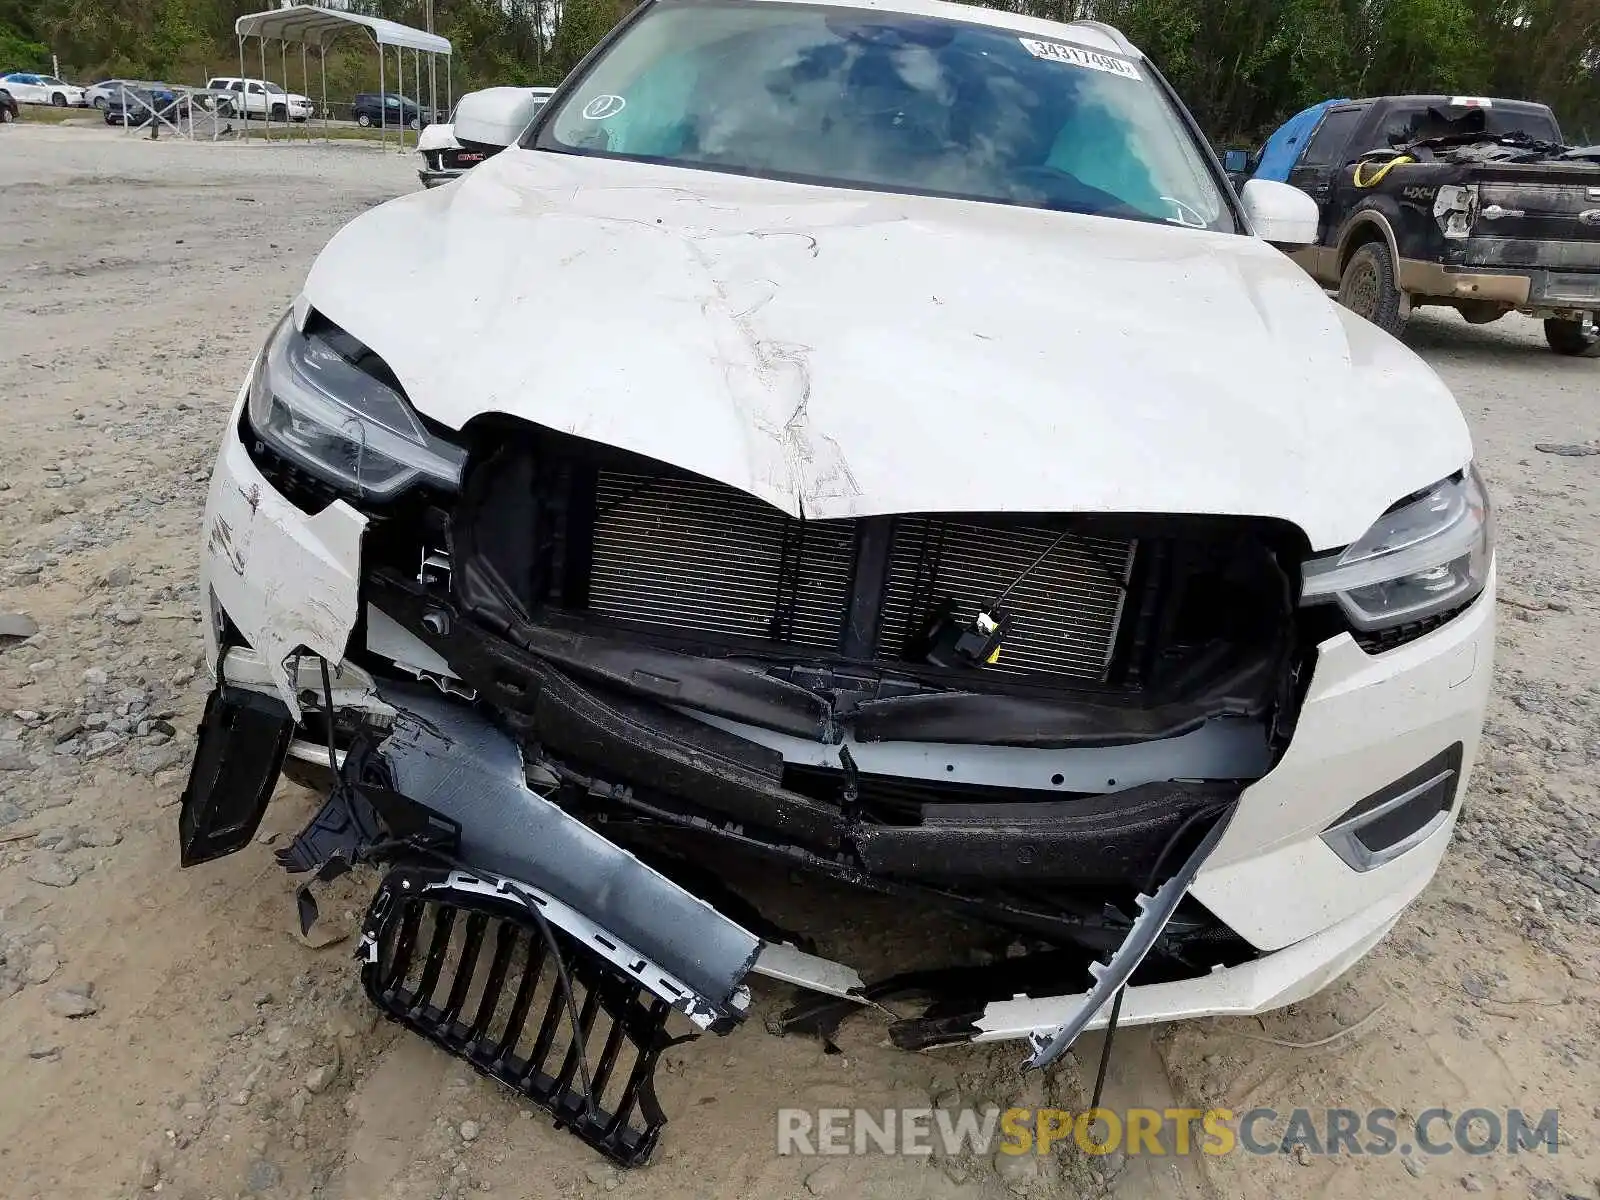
[416,86,554,186]
[0,72,86,107]
[205,76,314,121]
[104,84,189,126]
[85,79,133,109]
[1244,95,1600,354]
[351,91,439,130]
[0,85,17,124]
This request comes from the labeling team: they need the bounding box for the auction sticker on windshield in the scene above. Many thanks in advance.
[582,94,626,120]
[1018,38,1141,80]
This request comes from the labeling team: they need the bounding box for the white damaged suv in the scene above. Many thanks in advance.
[181,0,1493,1160]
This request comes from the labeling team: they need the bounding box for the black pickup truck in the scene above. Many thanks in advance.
[1256,95,1600,355]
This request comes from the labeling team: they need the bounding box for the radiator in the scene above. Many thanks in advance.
[588,471,857,650]
[585,470,1135,683]
[877,517,1135,681]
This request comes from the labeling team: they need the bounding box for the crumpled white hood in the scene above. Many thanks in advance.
[302,148,1472,549]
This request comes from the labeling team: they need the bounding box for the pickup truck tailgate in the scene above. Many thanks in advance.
[1464,165,1600,276]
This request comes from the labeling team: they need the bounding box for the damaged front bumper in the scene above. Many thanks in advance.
[185,388,1493,1162]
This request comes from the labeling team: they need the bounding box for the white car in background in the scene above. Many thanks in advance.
[84,79,146,110]
[0,72,86,107]
[205,76,314,122]
[417,86,554,186]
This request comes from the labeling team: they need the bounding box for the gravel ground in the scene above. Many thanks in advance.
[1,123,1597,1200]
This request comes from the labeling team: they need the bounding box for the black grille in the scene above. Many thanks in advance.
[361,866,676,1166]
[579,469,1136,683]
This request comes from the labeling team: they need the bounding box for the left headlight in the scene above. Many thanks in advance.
[1301,464,1492,632]
[246,312,465,501]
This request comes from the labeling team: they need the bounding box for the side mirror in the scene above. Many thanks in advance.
[1240,178,1320,246]
[453,86,547,149]
[1222,148,1252,176]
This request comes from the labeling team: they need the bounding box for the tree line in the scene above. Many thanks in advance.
[3,0,1596,142]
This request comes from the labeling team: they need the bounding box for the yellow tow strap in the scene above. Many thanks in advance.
[1353,155,1414,188]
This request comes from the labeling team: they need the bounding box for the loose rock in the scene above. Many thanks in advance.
[23,943,60,985]
[304,1062,337,1094]
[45,986,100,1018]
[27,857,78,889]
[804,1162,849,1195]
[0,612,39,640]
[992,1150,1040,1191]
[245,1159,282,1193]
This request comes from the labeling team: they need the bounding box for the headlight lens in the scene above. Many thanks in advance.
[1301,464,1492,632]
[246,313,464,500]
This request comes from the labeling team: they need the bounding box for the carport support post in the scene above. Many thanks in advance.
[238,36,248,141]
[320,48,328,142]
[258,36,267,137]
[397,44,406,150]
[280,40,289,139]
[378,40,386,150]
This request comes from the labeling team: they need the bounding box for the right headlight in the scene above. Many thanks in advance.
[1301,464,1493,633]
[246,312,464,501]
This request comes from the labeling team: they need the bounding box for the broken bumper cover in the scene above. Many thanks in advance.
[192,396,1492,1038]
[242,682,762,1030]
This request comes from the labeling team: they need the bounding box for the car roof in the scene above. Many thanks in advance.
[731,0,1139,55]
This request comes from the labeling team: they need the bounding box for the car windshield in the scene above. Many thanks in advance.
[265,82,285,94]
[535,0,1232,231]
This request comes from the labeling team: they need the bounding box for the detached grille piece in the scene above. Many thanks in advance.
[587,470,857,650]
[879,518,1135,681]
[361,866,676,1166]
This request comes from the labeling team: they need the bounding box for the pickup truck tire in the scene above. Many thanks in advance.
[1544,316,1600,357]
[270,103,286,122]
[1338,241,1407,338]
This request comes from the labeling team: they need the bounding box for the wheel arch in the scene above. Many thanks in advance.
[1336,211,1401,278]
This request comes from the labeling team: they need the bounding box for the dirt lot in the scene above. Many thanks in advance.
[1,123,1597,1200]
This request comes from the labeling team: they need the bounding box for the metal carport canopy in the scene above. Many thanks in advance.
[234,5,451,55]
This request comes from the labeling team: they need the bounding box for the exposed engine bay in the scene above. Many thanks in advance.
[291,414,1309,907]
